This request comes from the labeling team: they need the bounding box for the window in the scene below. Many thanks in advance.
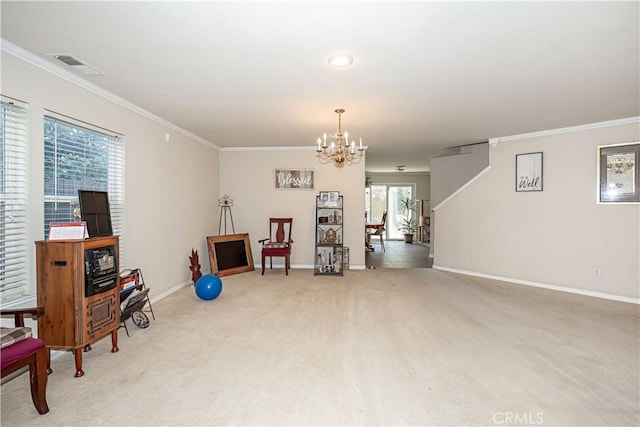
[0,97,29,303]
[365,184,414,240]
[43,115,125,254]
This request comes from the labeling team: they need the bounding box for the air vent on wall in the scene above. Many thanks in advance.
[46,53,105,76]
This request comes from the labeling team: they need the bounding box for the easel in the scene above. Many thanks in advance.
[218,194,235,235]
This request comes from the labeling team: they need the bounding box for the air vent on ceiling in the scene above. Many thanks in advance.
[46,53,105,76]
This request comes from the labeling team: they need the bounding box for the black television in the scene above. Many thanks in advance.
[78,190,113,237]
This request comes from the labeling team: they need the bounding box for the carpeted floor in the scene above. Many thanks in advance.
[2,268,639,426]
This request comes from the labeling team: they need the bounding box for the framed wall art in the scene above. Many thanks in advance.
[516,152,543,192]
[274,169,314,190]
[319,191,340,207]
[598,142,639,203]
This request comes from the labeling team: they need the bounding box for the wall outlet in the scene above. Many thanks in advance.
[593,268,601,277]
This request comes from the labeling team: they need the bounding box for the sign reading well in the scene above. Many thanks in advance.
[275,169,315,190]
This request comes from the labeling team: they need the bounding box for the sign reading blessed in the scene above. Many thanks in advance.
[275,169,314,190]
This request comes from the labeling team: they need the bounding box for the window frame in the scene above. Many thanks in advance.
[43,113,125,259]
[0,96,29,305]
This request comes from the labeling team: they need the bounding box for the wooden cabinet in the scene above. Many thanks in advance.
[35,236,120,377]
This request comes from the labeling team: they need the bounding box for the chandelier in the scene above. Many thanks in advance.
[316,108,365,168]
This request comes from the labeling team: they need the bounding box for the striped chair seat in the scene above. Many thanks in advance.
[1,327,32,349]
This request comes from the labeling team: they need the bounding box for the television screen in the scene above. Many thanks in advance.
[78,190,113,237]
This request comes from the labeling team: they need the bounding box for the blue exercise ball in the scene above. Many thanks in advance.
[195,274,222,300]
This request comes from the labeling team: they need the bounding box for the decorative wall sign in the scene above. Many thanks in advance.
[516,152,543,192]
[275,169,314,190]
[598,142,639,203]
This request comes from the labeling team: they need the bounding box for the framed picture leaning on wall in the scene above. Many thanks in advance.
[598,142,639,203]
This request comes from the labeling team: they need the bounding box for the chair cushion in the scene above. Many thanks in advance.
[263,242,289,248]
[1,327,32,349]
[1,337,45,370]
[263,247,291,255]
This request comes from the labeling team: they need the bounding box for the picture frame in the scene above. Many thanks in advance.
[274,169,314,190]
[516,152,543,192]
[206,233,254,277]
[598,142,639,203]
[319,191,340,207]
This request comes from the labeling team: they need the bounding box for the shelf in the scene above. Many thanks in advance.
[315,194,344,276]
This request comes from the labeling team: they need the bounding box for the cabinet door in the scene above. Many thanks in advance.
[83,290,119,343]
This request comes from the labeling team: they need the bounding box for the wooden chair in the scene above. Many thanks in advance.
[369,211,387,252]
[1,307,50,414]
[258,218,293,275]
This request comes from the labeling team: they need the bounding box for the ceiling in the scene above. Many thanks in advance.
[1,1,638,172]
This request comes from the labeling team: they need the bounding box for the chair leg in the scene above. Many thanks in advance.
[261,252,265,275]
[285,255,289,275]
[46,348,52,375]
[29,347,49,414]
[380,235,385,252]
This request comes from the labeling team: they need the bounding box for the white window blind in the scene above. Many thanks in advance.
[0,97,29,303]
[43,115,125,260]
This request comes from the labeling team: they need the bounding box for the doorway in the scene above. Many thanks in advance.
[365,184,414,240]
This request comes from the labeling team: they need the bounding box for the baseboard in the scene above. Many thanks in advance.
[256,264,367,271]
[150,279,192,304]
[432,265,640,304]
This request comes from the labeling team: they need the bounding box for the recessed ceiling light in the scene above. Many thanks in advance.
[328,53,354,68]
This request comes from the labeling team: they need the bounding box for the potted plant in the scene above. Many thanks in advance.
[365,176,373,187]
[399,217,418,243]
[398,195,417,243]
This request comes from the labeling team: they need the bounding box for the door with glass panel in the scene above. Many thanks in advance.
[367,184,413,240]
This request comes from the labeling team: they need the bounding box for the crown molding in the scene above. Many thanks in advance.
[220,145,369,152]
[1,38,219,149]
[220,146,317,152]
[489,116,640,146]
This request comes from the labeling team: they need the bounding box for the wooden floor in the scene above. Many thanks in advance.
[365,239,432,268]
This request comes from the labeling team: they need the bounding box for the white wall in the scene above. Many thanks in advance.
[429,143,490,254]
[430,143,489,207]
[219,148,366,269]
[433,120,640,300]
[2,51,219,301]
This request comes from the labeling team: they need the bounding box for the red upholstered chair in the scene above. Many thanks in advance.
[1,307,50,414]
[259,218,293,275]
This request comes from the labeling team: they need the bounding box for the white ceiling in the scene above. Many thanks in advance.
[1,1,638,172]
